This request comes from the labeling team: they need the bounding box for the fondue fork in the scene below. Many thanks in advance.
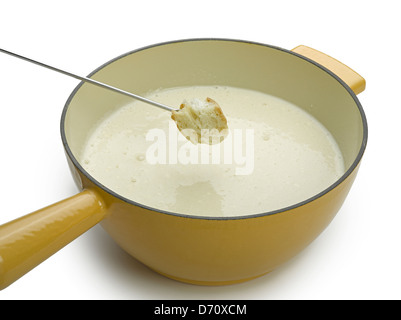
[0,48,178,112]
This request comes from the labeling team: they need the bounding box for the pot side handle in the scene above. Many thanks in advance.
[292,45,366,95]
[0,189,106,290]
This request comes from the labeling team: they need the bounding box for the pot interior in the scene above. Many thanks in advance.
[62,39,366,201]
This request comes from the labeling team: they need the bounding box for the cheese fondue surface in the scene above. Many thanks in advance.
[81,86,345,217]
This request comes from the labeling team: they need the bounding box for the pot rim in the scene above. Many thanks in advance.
[60,38,368,221]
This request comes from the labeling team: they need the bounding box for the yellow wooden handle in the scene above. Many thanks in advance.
[0,189,106,290]
[292,45,366,95]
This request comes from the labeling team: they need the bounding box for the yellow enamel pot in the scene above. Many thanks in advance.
[0,39,367,290]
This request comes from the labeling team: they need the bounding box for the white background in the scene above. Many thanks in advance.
[0,0,399,300]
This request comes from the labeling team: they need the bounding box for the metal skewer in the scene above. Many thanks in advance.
[0,48,178,112]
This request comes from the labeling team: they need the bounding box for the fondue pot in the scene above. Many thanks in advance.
[0,39,367,289]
